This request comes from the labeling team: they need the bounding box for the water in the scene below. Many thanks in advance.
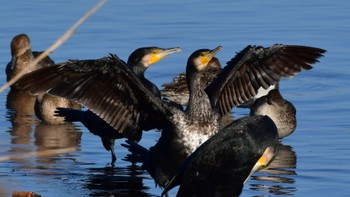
[0,0,349,196]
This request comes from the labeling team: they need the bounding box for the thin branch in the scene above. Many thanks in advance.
[0,0,108,93]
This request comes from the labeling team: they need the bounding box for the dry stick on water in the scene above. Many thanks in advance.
[0,0,108,93]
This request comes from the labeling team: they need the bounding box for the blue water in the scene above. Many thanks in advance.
[0,0,349,196]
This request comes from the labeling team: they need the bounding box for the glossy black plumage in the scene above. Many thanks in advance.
[124,44,325,187]
[162,115,279,197]
[205,45,325,116]
[54,47,181,163]
[16,44,325,188]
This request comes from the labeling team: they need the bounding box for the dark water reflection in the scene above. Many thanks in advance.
[6,89,37,145]
[34,123,82,150]
[84,165,155,197]
[248,143,297,196]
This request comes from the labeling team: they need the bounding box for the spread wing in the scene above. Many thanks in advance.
[206,44,326,116]
[16,54,170,132]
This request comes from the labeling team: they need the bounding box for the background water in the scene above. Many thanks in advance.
[0,0,349,196]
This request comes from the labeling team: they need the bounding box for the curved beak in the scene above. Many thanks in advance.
[150,47,182,64]
[209,46,223,58]
[244,146,277,184]
[160,47,182,56]
[201,46,223,66]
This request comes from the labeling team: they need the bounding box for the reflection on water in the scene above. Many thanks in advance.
[249,143,297,196]
[84,165,154,197]
[34,122,82,150]
[4,88,83,171]
[6,89,37,145]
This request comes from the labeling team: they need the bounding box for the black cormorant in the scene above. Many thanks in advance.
[161,115,279,197]
[159,88,295,196]
[54,47,181,163]
[16,44,325,189]
[161,57,222,106]
[122,44,325,187]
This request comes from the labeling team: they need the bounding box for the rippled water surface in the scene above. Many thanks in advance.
[0,0,349,196]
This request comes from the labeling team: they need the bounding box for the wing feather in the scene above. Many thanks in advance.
[206,44,326,116]
[16,54,169,133]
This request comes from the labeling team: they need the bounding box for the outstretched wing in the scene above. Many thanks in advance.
[206,44,326,116]
[16,54,169,132]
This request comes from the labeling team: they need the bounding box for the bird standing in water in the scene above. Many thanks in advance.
[16,44,325,189]
[6,33,81,125]
[54,47,182,164]
[123,44,325,187]
[6,34,54,85]
[161,115,279,197]
[160,87,298,196]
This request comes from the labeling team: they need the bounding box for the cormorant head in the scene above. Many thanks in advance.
[10,34,32,57]
[244,146,278,184]
[187,46,223,73]
[127,47,181,68]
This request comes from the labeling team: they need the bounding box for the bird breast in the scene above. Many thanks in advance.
[171,113,220,155]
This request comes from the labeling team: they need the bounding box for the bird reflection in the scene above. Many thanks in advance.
[84,165,155,197]
[34,122,82,164]
[249,143,297,195]
[34,122,82,149]
[6,89,37,145]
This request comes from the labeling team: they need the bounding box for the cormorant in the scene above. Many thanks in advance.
[35,93,82,125]
[161,115,279,197]
[6,34,54,85]
[16,44,325,189]
[161,57,222,106]
[5,33,82,125]
[160,57,278,108]
[250,89,296,138]
[54,47,182,164]
[159,87,295,196]
[122,44,325,187]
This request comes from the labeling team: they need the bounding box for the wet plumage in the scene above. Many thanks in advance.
[161,115,279,197]
[161,89,295,196]
[54,47,181,163]
[123,44,325,187]
[16,44,325,188]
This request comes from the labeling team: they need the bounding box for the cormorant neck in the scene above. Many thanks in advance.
[129,62,161,97]
[129,62,147,77]
[186,71,212,121]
